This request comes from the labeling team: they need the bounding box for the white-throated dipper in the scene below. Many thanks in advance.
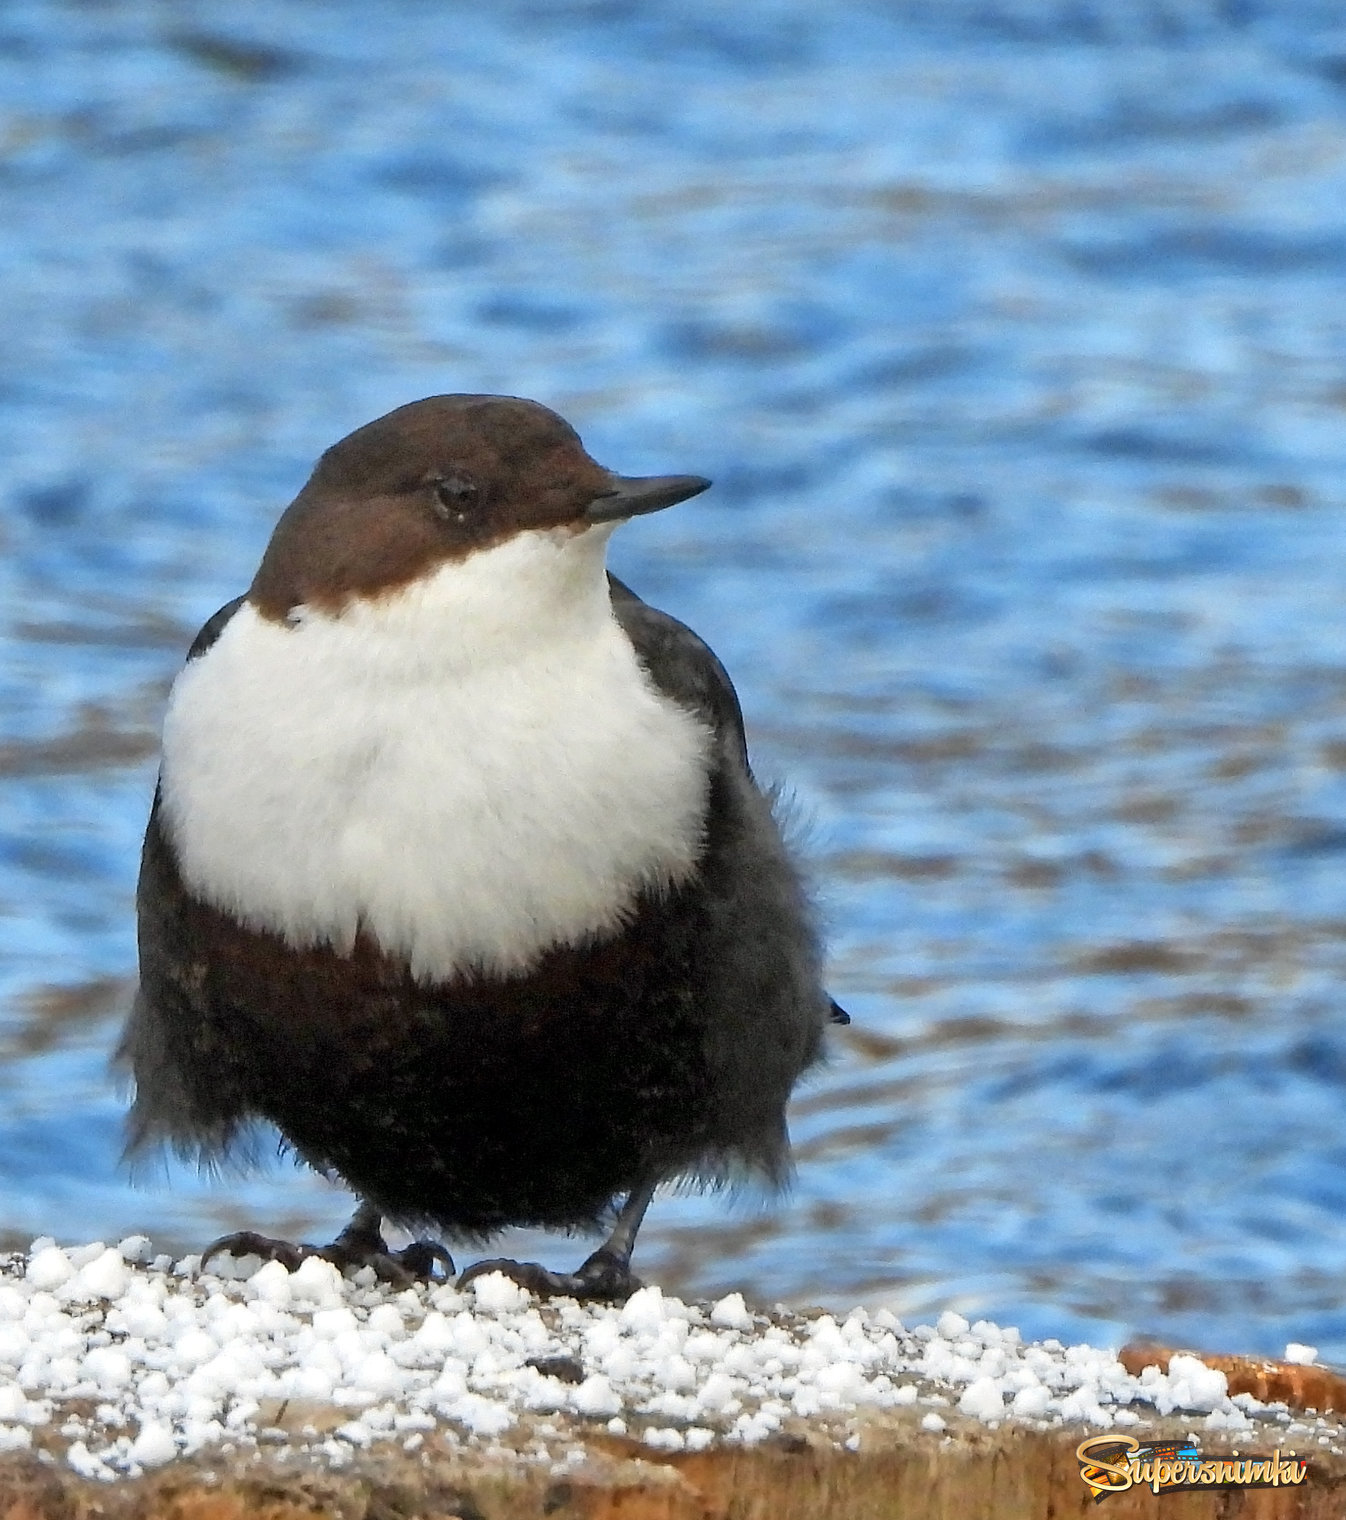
[119,394,848,1298]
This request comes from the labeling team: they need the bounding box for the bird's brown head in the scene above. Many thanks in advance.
[249,395,710,620]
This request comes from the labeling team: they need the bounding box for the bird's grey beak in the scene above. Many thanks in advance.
[584,473,711,525]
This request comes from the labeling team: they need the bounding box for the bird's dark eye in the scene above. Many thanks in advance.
[431,472,480,522]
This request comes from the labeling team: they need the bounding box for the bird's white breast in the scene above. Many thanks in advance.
[158,528,712,982]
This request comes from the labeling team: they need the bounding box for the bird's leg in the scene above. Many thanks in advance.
[318,1201,455,1284]
[458,1179,657,1303]
[200,1200,454,1288]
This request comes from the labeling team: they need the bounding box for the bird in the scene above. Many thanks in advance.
[118,393,849,1299]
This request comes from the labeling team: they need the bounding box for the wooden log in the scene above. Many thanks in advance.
[1119,1343,1346,1416]
[0,1409,1343,1520]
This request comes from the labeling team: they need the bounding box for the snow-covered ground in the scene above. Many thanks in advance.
[0,1238,1339,1482]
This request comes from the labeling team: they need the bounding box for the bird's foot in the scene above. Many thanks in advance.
[457,1245,641,1303]
[200,1230,306,1275]
[200,1229,454,1289]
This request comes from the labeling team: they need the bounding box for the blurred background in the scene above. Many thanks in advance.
[4,0,1346,1359]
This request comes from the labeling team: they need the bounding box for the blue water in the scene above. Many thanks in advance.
[5,0,1346,1360]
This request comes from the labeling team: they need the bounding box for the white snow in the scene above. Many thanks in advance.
[468,1272,529,1316]
[573,1374,622,1418]
[25,1247,73,1292]
[0,1238,1331,1480]
[1151,1354,1228,1414]
[958,1377,1004,1422]
[128,1420,177,1468]
[709,1293,754,1332]
[1285,1343,1319,1365]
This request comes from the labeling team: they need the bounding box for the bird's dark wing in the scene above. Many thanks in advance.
[610,576,855,1032]
[187,596,246,661]
[120,595,251,1162]
[607,575,750,771]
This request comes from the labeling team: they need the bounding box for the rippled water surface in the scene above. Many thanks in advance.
[5,0,1346,1359]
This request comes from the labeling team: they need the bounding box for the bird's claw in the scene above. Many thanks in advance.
[457,1245,641,1303]
[200,1230,306,1276]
